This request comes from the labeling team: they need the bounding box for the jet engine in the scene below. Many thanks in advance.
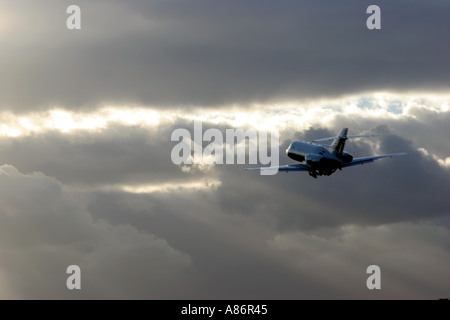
[305,153,323,165]
[341,151,353,163]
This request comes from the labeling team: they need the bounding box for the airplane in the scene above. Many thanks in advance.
[247,127,406,178]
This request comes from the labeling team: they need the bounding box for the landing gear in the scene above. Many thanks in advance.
[308,171,318,179]
[308,168,337,178]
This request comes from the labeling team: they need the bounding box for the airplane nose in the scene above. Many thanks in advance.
[286,144,292,155]
[286,144,294,155]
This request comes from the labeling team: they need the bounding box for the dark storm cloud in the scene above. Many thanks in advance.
[0,108,448,298]
[217,125,449,232]
[0,121,211,187]
[0,110,448,232]
[81,117,449,298]
[0,165,192,299]
[0,0,448,300]
[89,189,449,299]
[331,105,450,159]
[1,108,447,236]
[86,191,333,299]
[1,0,448,111]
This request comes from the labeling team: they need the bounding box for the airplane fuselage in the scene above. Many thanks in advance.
[286,141,353,177]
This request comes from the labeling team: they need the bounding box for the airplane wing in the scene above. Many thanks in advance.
[342,153,406,168]
[246,164,310,172]
[247,153,406,173]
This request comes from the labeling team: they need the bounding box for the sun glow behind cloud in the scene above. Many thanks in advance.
[0,5,16,38]
[119,179,222,194]
[0,93,448,138]
[0,107,164,136]
[86,179,222,194]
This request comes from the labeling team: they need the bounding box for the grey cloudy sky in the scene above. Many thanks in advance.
[0,0,449,299]
[0,0,449,110]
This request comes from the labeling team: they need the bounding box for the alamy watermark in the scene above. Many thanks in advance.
[366,265,381,290]
[171,121,279,175]
[66,265,81,290]
[65,4,380,31]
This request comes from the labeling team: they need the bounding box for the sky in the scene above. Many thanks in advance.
[0,0,449,299]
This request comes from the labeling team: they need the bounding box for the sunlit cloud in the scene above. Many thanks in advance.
[418,148,450,169]
[0,107,166,136]
[115,179,222,194]
[0,124,22,137]
[173,92,450,132]
[0,92,448,138]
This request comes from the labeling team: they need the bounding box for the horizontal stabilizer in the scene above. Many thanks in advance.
[347,134,378,139]
[313,134,377,142]
[342,152,406,167]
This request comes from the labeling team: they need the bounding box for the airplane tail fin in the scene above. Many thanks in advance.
[330,127,349,157]
[313,128,377,157]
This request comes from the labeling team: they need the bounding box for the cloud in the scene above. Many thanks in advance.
[0,99,448,231]
[269,221,449,299]
[1,95,448,298]
[0,165,191,299]
[0,0,449,298]
[0,121,209,187]
[0,1,448,110]
[216,127,449,231]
